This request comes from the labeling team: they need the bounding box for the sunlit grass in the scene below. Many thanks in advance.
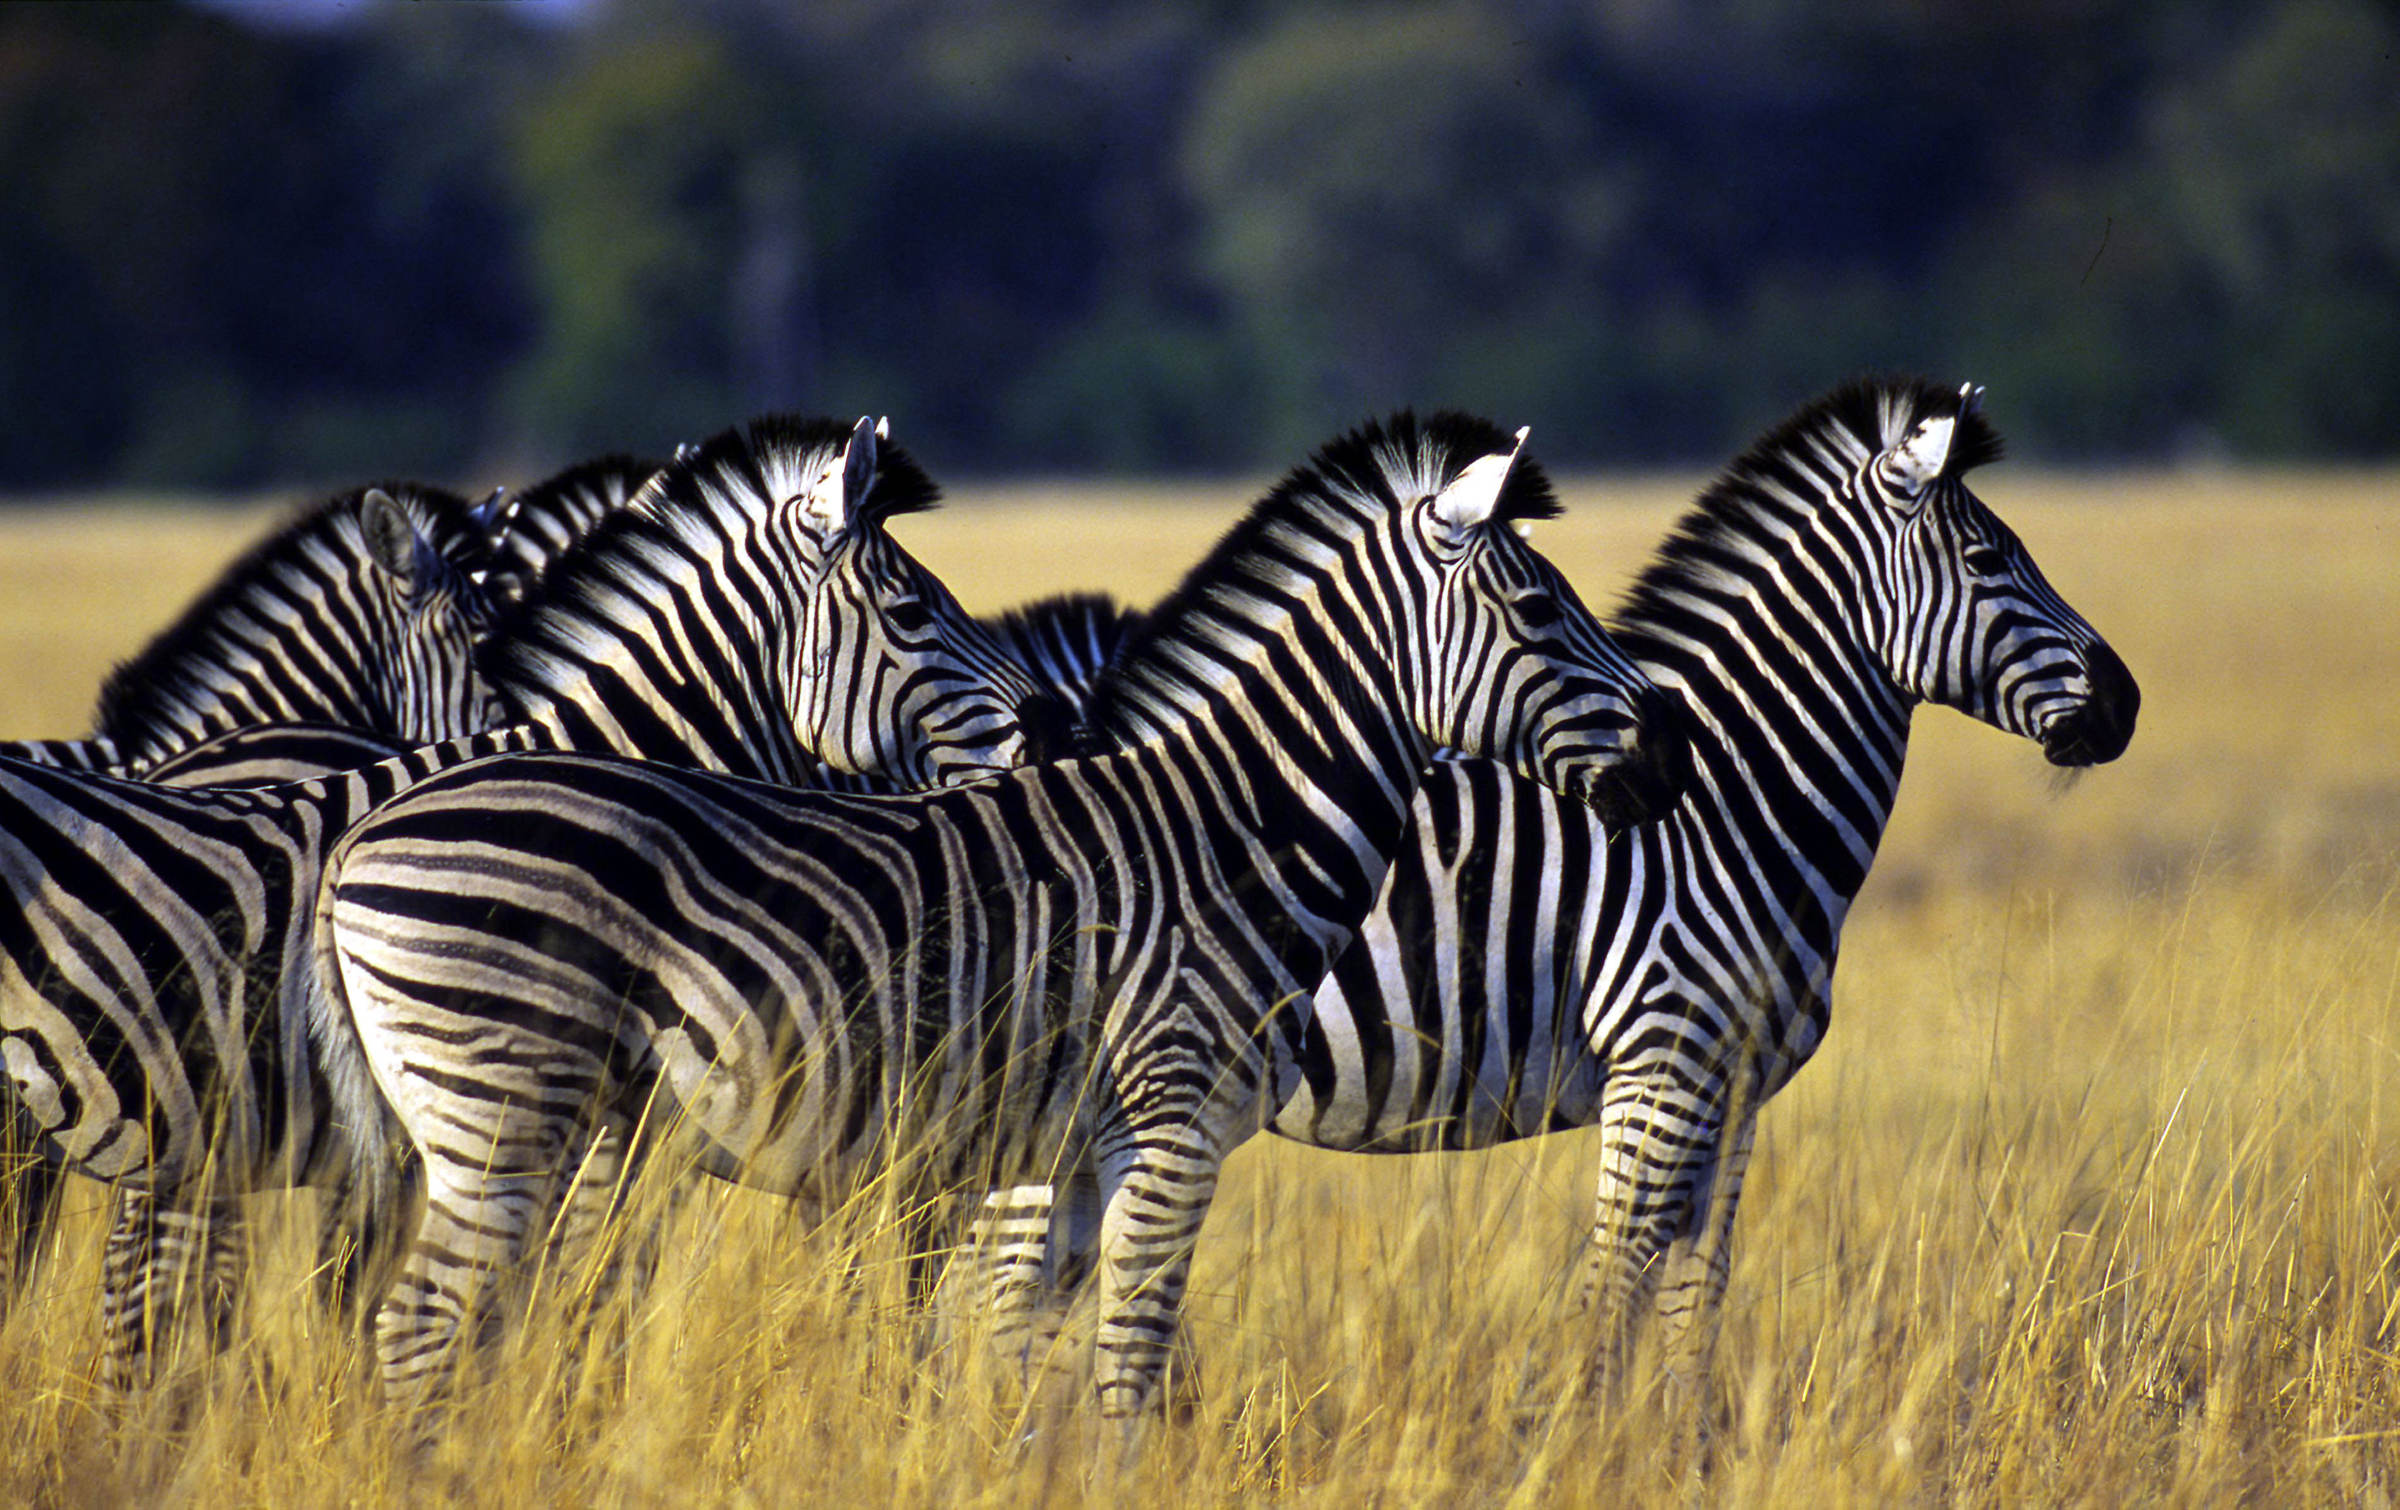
[0,470,2394,1503]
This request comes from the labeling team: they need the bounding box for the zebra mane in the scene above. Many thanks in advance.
[90,481,491,743]
[1614,375,2005,640]
[980,591,1144,737]
[502,453,663,559]
[478,415,940,691]
[1080,411,1558,742]
[521,453,664,517]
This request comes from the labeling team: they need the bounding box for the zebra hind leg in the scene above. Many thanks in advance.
[99,1188,242,1394]
[371,1117,594,1416]
[537,1110,696,1400]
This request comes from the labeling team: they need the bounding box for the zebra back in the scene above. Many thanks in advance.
[140,723,416,787]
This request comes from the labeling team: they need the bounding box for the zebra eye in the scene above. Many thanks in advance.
[1510,592,1563,629]
[885,597,936,635]
[1963,545,2010,576]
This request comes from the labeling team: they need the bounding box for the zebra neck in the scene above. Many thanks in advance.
[1621,535,1914,933]
[489,551,805,783]
[112,675,379,770]
[1096,598,1431,970]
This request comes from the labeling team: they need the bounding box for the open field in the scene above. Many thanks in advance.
[0,468,2395,1504]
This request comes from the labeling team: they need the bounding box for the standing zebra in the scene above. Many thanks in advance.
[0,483,512,782]
[321,411,1690,1423]
[0,415,1049,1388]
[964,378,2139,1412]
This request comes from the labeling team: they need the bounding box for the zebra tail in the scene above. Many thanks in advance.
[301,831,404,1234]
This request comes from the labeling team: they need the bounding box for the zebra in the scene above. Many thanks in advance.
[0,414,1050,1389]
[958,377,2141,1418]
[319,411,1692,1423]
[0,483,513,782]
[484,453,664,593]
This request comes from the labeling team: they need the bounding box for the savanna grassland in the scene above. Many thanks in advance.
[0,469,2394,1506]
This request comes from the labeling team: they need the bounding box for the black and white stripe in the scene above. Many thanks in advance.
[0,416,1048,1388]
[322,412,1689,1421]
[484,454,663,593]
[971,378,2140,1406]
[0,484,512,782]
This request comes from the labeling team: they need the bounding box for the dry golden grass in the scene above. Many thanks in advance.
[0,468,2395,1505]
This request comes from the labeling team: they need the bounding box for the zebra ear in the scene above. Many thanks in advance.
[843,416,881,513]
[797,417,881,539]
[360,488,423,587]
[1429,427,1530,539]
[469,486,518,546]
[1875,409,1959,504]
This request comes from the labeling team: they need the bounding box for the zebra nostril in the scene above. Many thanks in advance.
[2041,641,2139,767]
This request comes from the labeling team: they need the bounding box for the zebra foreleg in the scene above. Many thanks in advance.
[99,1188,241,1391]
[1566,1070,1724,1405]
[1089,1118,1228,1432]
[1645,1111,1755,1461]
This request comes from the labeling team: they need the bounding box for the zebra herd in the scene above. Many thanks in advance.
[0,377,2134,1439]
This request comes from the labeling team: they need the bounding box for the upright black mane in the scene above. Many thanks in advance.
[1079,411,1559,743]
[497,453,664,575]
[477,414,940,695]
[91,481,490,742]
[1615,376,2005,641]
[519,453,662,517]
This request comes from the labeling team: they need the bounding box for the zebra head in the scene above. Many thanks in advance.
[352,485,516,739]
[782,417,1055,786]
[1854,381,2138,766]
[1393,416,1688,831]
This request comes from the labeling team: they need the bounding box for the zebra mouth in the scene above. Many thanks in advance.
[1584,693,1692,833]
[2039,641,2139,768]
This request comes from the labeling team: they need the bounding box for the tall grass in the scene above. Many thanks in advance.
[0,470,2392,1504]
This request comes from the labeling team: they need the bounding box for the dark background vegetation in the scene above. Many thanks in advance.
[2,0,2394,491]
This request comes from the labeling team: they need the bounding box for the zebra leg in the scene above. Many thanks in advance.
[1650,1111,1755,1404]
[372,1111,594,1411]
[960,1171,1101,1387]
[100,1188,241,1391]
[541,1110,690,1359]
[313,1147,423,1347]
[1089,1121,1228,1428]
[1566,1069,1725,1402]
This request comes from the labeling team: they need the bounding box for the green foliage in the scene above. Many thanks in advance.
[508,35,768,458]
[0,0,2392,484]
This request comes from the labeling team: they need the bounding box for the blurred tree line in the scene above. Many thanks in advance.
[1,0,2393,490]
